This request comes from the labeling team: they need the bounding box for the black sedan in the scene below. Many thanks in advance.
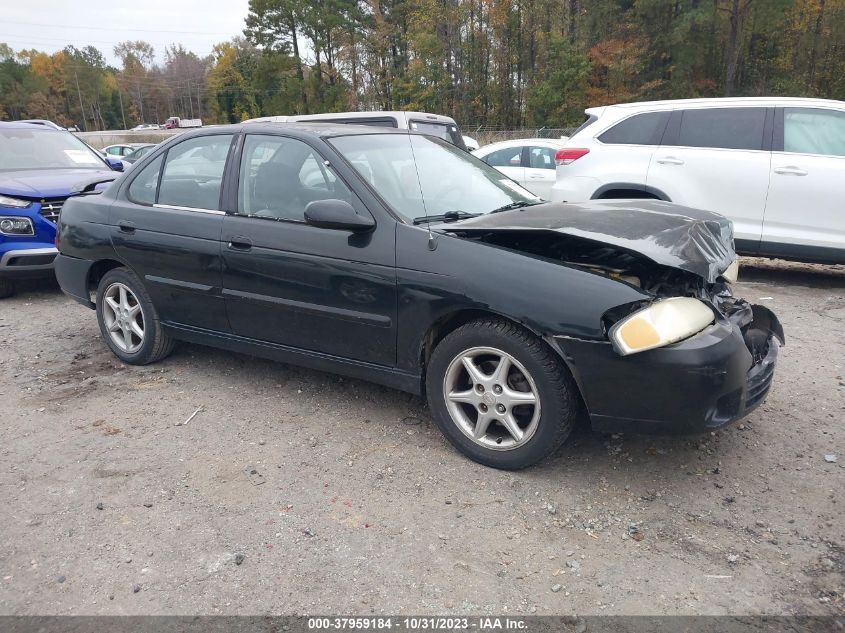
[53,123,784,469]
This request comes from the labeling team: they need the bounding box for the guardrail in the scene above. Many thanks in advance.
[74,130,184,149]
[74,126,579,150]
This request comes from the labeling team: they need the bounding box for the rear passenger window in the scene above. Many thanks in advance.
[598,112,669,145]
[157,135,233,210]
[484,147,523,167]
[127,155,163,205]
[677,108,766,151]
[527,147,556,169]
[783,108,845,157]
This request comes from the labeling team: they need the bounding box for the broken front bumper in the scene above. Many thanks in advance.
[551,304,784,435]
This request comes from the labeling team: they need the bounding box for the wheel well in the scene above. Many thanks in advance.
[420,309,494,374]
[419,309,590,418]
[596,188,660,200]
[87,259,125,299]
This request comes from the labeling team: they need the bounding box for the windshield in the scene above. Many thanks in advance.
[329,134,540,223]
[0,128,107,171]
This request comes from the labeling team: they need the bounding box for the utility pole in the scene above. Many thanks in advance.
[196,79,202,120]
[118,88,127,130]
[74,73,87,132]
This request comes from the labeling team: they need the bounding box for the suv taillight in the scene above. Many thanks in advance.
[554,148,590,165]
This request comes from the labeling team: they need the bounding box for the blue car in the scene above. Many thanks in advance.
[0,121,123,298]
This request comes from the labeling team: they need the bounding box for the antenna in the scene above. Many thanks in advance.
[405,135,437,250]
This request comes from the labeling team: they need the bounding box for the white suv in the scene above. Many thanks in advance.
[550,97,845,264]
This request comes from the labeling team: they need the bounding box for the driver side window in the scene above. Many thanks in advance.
[238,135,352,222]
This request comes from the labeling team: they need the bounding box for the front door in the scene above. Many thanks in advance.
[111,133,234,331]
[762,106,845,261]
[482,146,526,186]
[221,133,397,366]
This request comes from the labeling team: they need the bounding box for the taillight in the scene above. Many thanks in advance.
[554,148,590,165]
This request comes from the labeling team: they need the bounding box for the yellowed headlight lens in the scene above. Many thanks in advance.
[611,297,715,356]
[721,259,739,283]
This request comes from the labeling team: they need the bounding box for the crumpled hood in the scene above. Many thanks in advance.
[0,169,118,199]
[442,199,736,283]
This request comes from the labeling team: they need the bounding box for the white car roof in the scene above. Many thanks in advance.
[590,96,845,115]
[244,111,458,126]
[473,138,568,154]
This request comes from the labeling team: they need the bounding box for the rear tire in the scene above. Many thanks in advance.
[96,268,174,365]
[0,278,13,299]
[426,318,577,469]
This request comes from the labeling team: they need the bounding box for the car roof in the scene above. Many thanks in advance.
[0,120,60,131]
[592,96,845,114]
[245,111,459,125]
[474,138,567,152]
[217,121,412,138]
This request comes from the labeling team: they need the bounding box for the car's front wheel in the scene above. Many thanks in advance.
[96,268,174,365]
[0,278,14,299]
[426,318,577,469]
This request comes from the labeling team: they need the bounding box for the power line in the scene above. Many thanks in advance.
[0,33,221,52]
[1,19,236,36]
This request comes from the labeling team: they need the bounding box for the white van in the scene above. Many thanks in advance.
[244,111,467,151]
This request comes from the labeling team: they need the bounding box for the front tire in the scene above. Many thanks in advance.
[96,268,174,365]
[0,278,14,299]
[426,318,577,469]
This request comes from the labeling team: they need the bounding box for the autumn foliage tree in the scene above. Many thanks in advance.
[1,0,844,130]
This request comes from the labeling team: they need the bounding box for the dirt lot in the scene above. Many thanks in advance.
[0,257,842,616]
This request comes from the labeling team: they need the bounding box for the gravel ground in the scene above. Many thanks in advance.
[0,257,842,616]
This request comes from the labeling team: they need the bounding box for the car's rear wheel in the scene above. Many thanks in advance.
[0,278,14,299]
[96,268,174,365]
[426,318,577,469]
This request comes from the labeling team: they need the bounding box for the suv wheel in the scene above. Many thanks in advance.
[426,318,577,469]
[96,268,174,365]
[0,278,14,299]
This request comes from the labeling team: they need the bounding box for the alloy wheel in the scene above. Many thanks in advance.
[102,282,145,354]
[442,346,541,450]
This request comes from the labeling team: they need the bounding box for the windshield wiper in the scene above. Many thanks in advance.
[489,200,543,214]
[412,211,481,225]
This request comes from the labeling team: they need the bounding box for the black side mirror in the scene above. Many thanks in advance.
[105,157,124,172]
[304,199,375,232]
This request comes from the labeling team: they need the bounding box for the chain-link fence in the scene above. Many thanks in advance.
[466,126,578,147]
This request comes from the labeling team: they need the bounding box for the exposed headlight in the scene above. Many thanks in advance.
[721,259,739,283]
[0,216,35,235]
[609,297,715,356]
[0,195,32,209]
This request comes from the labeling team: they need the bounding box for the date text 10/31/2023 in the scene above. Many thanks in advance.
[307,617,529,630]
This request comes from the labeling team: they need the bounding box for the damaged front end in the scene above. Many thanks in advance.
[444,200,785,433]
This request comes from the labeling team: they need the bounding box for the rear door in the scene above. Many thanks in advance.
[221,133,397,366]
[648,107,772,251]
[523,145,558,199]
[761,106,845,260]
[111,133,234,331]
[566,110,670,201]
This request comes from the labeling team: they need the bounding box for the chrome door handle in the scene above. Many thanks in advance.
[657,157,684,165]
[773,166,808,176]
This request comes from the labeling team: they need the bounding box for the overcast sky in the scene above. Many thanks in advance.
[1,0,251,65]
